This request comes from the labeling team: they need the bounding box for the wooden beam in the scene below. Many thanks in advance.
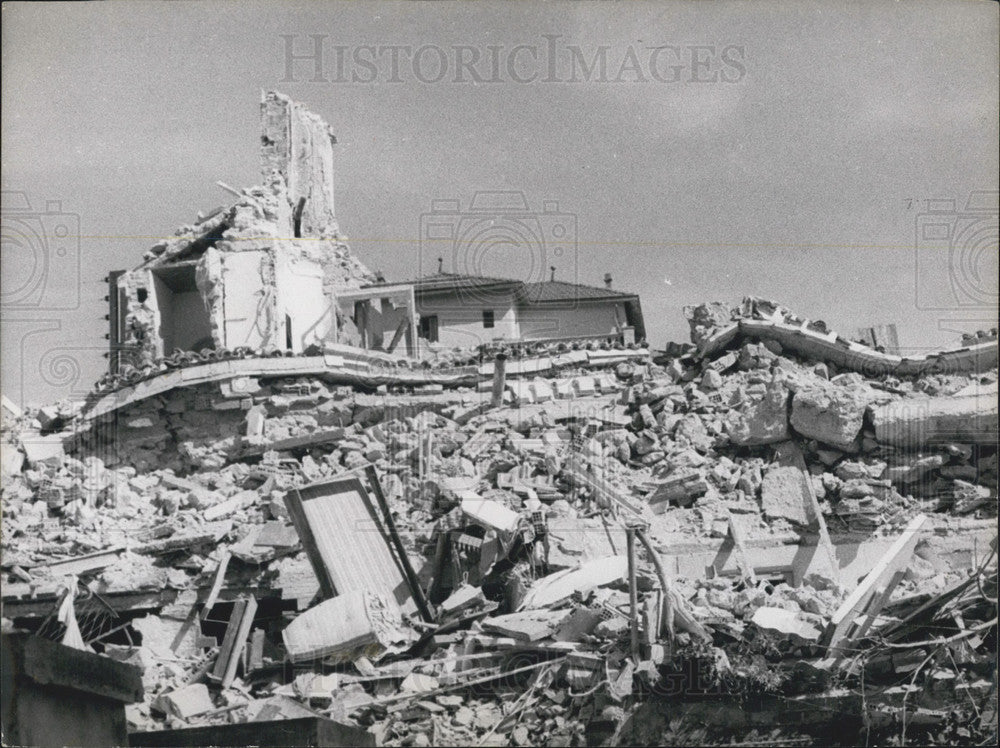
[626,528,640,661]
[385,316,409,355]
[824,514,928,654]
[364,466,433,622]
[209,596,257,688]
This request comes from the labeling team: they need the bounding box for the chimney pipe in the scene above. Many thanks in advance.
[550,266,556,282]
[604,272,612,289]
[375,270,386,283]
[438,257,444,274]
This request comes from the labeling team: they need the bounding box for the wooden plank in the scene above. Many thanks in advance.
[209,596,257,688]
[246,628,265,673]
[842,570,906,673]
[824,514,928,653]
[235,428,346,459]
[201,551,231,620]
[364,466,432,621]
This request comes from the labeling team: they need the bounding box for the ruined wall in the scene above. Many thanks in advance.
[111,92,378,372]
[260,91,338,239]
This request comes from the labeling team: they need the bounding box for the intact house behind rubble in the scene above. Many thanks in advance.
[107,91,646,371]
[395,266,646,349]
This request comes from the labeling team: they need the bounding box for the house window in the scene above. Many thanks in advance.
[419,314,439,343]
[482,309,495,329]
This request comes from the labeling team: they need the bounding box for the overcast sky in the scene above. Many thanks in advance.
[2,0,998,406]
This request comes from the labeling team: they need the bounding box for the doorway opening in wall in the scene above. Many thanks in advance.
[150,263,214,355]
[482,309,495,329]
[419,315,439,343]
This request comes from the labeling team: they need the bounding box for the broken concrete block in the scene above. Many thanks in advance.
[871,387,998,447]
[461,496,519,533]
[751,607,823,644]
[647,470,709,511]
[282,590,412,664]
[790,385,867,450]
[482,610,566,642]
[519,556,628,610]
[728,381,789,446]
[245,405,267,439]
[553,608,603,642]
[203,489,257,520]
[761,465,813,526]
[153,684,214,720]
[400,673,439,693]
[20,432,65,467]
[700,369,722,391]
[1,442,24,478]
[439,585,487,616]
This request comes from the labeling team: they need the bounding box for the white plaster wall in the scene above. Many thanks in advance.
[518,301,623,341]
[416,293,519,348]
[275,255,329,352]
[221,250,272,350]
[150,271,172,358]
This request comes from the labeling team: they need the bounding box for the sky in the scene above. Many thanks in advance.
[2,0,998,407]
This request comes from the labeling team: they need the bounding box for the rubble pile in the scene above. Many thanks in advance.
[2,298,997,746]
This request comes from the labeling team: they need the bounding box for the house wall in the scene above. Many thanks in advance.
[275,255,330,352]
[220,250,274,350]
[416,293,519,348]
[518,301,625,341]
[170,291,213,352]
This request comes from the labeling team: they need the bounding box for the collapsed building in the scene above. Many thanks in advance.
[1,91,998,747]
[109,92,643,373]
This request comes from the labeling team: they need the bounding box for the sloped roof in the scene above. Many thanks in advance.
[518,280,639,304]
[406,272,523,294]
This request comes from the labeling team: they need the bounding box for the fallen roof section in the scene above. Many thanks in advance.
[687,296,998,376]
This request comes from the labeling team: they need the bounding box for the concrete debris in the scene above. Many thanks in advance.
[789,384,869,450]
[2,121,997,748]
[153,684,215,721]
[281,590,412,664]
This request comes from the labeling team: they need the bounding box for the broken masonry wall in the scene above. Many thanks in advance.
[109,92,378,370]
[260,91,338,239]
[117,271,159,367]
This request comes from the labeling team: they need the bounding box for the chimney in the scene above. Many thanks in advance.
[438,257,444,274]
[375,270,386,284]
[604,273,612,289]
[550,266,556,282]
